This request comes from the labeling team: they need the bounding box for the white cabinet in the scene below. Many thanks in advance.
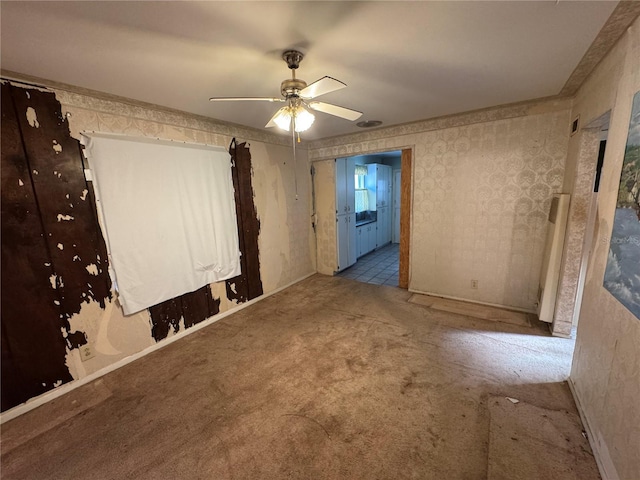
[376,164,392,208]
[366,164,377,209]
[336,157,356,215]
[337,213,357,271]
[367,222,377,252]
[376,206,391,247]
[393,169,401,244]
[365,163,392,209]
[357,222,377,258]
[336,157,357,272]
[363,162,391,247]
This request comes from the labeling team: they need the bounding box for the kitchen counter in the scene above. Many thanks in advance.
[356,210,377,227]
[356,219,376,227]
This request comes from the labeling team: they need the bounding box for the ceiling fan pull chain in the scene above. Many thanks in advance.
[292,118,298,200]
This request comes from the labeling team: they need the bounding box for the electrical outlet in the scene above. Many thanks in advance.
[471,279,479,289]
[79,344,95,362]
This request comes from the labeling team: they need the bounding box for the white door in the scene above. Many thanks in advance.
[393,170,401,243]
[335,158,347,215]
[368,223,377,252]
[336,215,349,271]
[377,207,390,247]
[347,212,357,266]
[376,209,384,248]
[384,206,392,244]
[346,158,356,214]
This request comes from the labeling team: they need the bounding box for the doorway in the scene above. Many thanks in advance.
[332,148,411,287]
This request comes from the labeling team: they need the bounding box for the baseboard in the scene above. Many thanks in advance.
[407,288,537,314]
[568,378,620,480]
[0,271,316,424]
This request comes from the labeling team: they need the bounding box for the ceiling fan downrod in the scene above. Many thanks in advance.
[281,50,307,98]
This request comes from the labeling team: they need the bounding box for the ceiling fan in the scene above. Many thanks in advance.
[209,50,363,133]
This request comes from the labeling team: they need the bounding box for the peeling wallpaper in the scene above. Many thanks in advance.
[310,101,570,311]
[5,86,315,399]
[569,19,640,480]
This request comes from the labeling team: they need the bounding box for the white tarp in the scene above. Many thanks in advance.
[82,133,241,315]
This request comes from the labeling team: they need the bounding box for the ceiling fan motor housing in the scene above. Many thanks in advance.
[281,78,307,99]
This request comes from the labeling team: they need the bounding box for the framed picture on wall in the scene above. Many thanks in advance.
[604,90,640,319]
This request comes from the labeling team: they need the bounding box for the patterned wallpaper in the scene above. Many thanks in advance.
[552,129,600,337]
[569,19,640,480]
[308,98,572,159]
[310,100,571,311]
[410,113,569,310]
[50,88,314,381]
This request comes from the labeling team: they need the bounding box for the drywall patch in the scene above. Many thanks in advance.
[225,140,263,303]
[85,264,98,276]
[148,284,221,342]
[25,106,39,128]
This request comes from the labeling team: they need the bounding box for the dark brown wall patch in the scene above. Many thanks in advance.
[1,82,112,412]
[148,285,221,342]
[226,140,263,303]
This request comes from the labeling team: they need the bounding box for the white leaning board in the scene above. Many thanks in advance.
[537,193,571,322]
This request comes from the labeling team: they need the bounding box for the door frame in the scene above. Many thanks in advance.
[399,148,412,289]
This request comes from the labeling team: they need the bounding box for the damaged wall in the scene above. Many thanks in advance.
[568,18,640,480]
[1,81,314,412]
[1,83,112,411]
[309,99,571,312]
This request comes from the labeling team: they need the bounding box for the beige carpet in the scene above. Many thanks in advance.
[409,293,532,327]
[487,396,599,480]
[1,275,595,479]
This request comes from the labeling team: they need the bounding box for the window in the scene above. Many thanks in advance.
[354,164,369,212]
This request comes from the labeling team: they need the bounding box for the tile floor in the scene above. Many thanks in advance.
[337,243,399,286]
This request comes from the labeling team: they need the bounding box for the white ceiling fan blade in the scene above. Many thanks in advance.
[299,77,346,99]
[209,97,284,102]
[308,101,363,121]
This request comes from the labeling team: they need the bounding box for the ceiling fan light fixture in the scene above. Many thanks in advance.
[293,105,315,132]
[272,106,292,131]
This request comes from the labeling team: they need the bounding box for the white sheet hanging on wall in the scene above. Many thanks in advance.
[82,133,241,315]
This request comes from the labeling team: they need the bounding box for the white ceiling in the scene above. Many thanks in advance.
[0,1,618,140]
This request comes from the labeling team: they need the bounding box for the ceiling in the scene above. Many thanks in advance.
[0,1,619,141]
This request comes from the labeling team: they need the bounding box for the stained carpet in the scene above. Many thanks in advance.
[1,275,597,479]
